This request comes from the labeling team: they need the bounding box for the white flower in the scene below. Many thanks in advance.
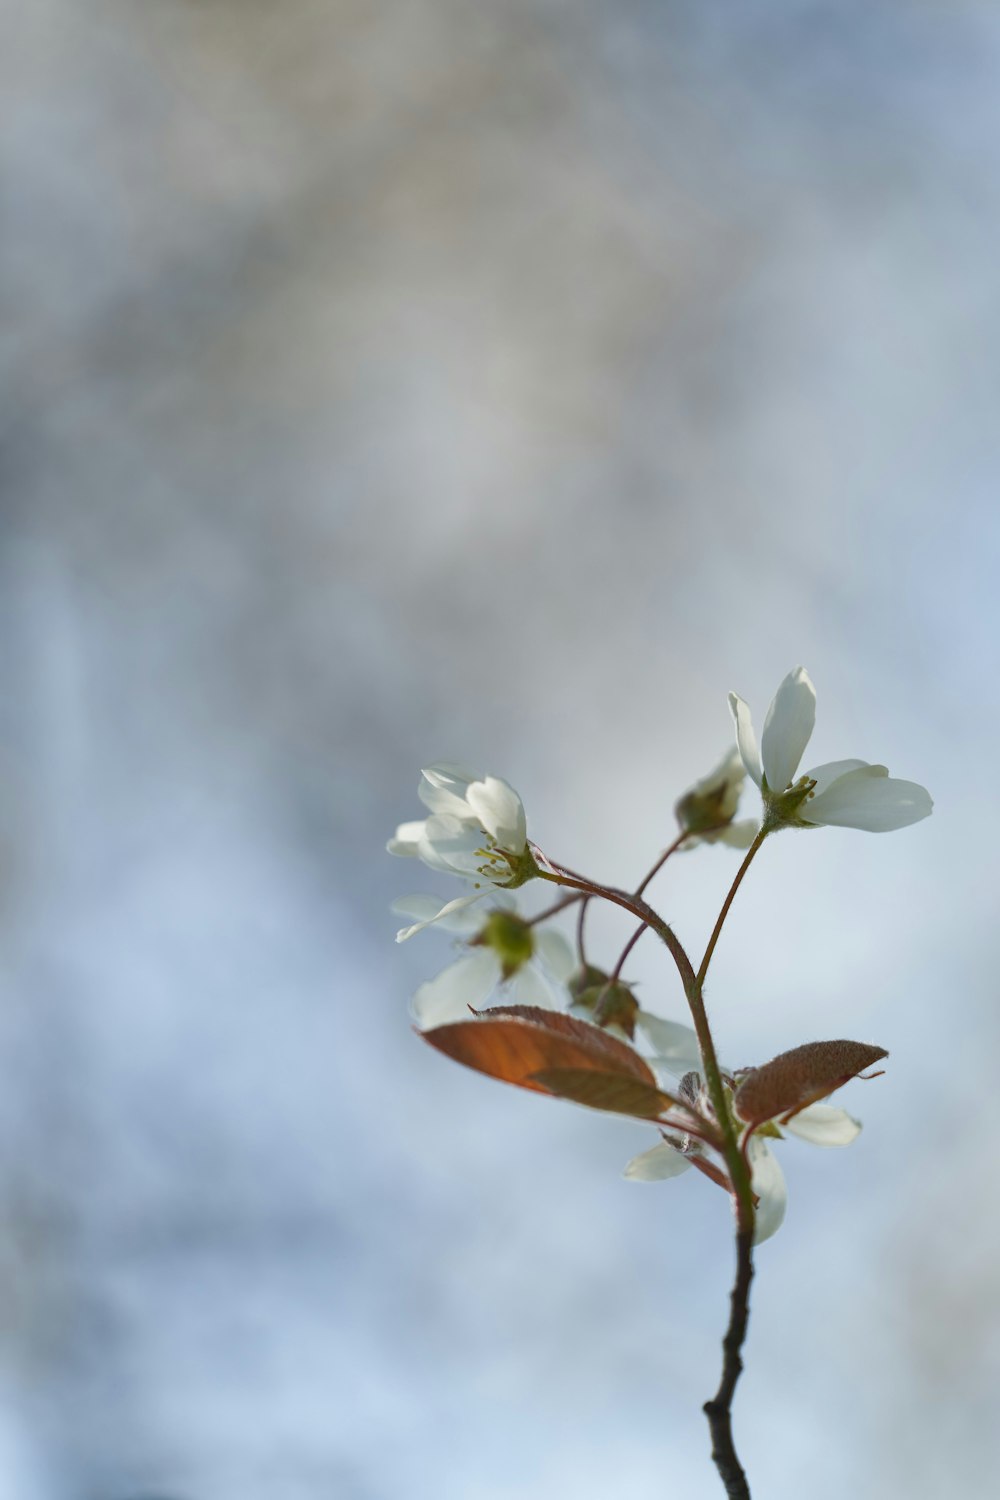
[388,763,536,940]
[391,893,576,1029]
[622,1015,863,1244]
[729,667,933,833]
[674,746,759,849]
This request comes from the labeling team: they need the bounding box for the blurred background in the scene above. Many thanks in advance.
[2,0,998,1496]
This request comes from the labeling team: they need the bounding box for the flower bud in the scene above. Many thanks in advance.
[674,747,745,836]
[569,967,639,1039]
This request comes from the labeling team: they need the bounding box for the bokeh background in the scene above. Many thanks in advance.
[3,1,998,1496]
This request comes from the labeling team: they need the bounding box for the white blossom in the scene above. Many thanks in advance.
[391,893,575,1029]
[729,667,932,833]
[389,763,535,940]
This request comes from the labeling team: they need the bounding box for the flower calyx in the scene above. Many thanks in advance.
[674,746,758,849]
[760,774,819,834]
[473,909,535,980]
[569,966,640,1039]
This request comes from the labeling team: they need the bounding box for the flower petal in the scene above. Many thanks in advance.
[395,891,485,942]
[506,963,560,1009]
[533,927,577,983]
[465,776,527,852]
[705,819,759,849]
[411,949,501,1028]
[624,1141,694,1182]
[801,759,870,800]
[802,766,933,832]
[760,667,816,792]
[418,815,486,877]
[391,893,487,936]
[748,1138,787,1244]
[386,820,427,857]
[634,1013,703,1075]
[418,763,481,818]
[784,1104,862,1147]
[728,693,763,788]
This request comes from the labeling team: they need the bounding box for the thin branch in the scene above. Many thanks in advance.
[536,861,698,994]
[538,851,761,1499]
[609,920,647,983]
[695,829,768,990]
[703,1227,755,1500]
[575,894,591,967]
[634,829,689,898]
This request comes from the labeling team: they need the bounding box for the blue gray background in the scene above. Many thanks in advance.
[2,1,997,1496]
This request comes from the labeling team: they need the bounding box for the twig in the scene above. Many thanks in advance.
[703,1228,755,1499]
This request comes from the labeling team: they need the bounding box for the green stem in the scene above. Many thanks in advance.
[695,829,768,991]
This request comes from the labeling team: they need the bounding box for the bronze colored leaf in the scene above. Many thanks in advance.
[734,1039,888,1129]
[528,1068,679,1119]
[420,1005,658,1097]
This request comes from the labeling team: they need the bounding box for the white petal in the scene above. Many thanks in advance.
[533,927,577,982]
[635,1013,703,1075]
[748,1137,787,1244]
[390,893,486,936]
[506,963,560,1009]
[418,763,481,818]
[624,1142,693,1182]
[802,767,933,832]
[418,816,486,877]
[704,819,759,849]
[395,891,485,942]
[687,745,745,802]
[386,820,427,857]
[801,759,870,800]
[784,1104,862,1147]
[411,949,501,1028]
[465,776,527,852]
[728,693,763,788]
[760,667,816,792]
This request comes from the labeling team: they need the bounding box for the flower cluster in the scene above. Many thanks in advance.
[388,671,931,1244]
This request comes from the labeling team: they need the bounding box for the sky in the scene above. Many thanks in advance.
[2,2,999,1497]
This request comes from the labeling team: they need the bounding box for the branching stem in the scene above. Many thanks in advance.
[537,830,770,1499]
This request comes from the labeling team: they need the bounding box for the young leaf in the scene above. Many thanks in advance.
[420,1005,658,1098]
[527,1067,679,1119]
[734,1039,888,1130]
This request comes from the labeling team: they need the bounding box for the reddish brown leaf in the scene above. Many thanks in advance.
[527,1068,679,1119]
[419,1006,657,1097]
[734,1039,888,1129]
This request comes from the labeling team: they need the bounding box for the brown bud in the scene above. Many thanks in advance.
[733,1039,888,1129]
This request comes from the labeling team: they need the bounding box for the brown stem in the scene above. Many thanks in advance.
[609,921,647,983]
[575,894,591,967]
[536,861,697,992]
[703,1227,755,1499]
[634,829,689,898]
[538,851,761,1499]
